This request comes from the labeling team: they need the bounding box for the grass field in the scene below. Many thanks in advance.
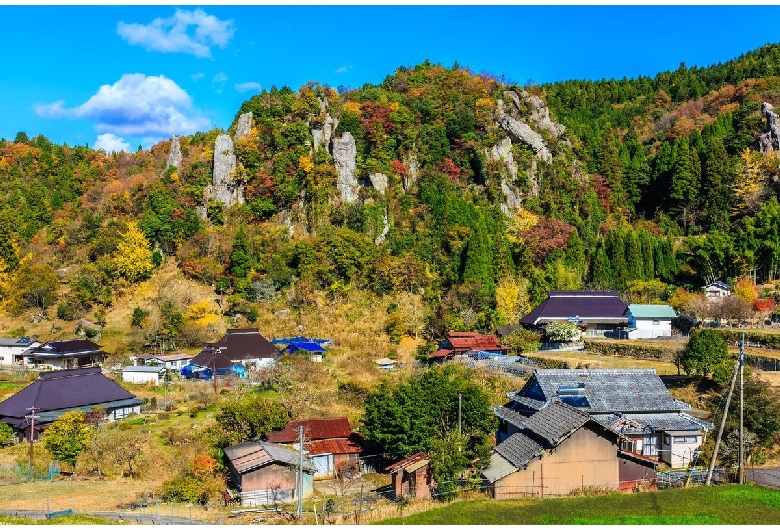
[0,514,118,525]
[374,484,780,525]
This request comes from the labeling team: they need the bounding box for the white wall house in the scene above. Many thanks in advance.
[0,337,40,368]
[704,281,732,298]
[122,365,164,385]
[661,430,703,468]
[625,304,677,339]
[130,353,193,372]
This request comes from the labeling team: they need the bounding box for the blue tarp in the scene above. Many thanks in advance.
[286,341,327,354]
[270,336,333,347]
[181,363,247,380]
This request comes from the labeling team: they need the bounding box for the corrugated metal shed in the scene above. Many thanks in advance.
[267,417,353,443]
[306,437,363,456]
[224,440,316,474]
[628,304,677,319]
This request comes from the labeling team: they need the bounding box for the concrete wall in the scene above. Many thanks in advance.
[122,372,160,385]
[492,427,620,499]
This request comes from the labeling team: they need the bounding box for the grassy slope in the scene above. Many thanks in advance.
[375,484,780,525]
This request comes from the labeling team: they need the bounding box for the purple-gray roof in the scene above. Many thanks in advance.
[0,367,139,428]
[520,290,628,325]
[194,329,277,366]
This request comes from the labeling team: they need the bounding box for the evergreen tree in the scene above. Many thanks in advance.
[462,215,496,298]
[700,136,733,232]
[230,227,252,278]
[625,231,644,283]
[589,239,613,289]
[598,125,625,211]
[670,138,700,233]
[622,129,650,217]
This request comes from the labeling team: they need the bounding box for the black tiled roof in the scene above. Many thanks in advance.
[520,402,591,445]
[520,291,628,325]
[514,369,685,413]
[195,329,277,365]
[33,339,101,354]
[494,432,544,469]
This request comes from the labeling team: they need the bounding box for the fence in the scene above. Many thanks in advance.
[656,467,729,489]
[0,461,59,486]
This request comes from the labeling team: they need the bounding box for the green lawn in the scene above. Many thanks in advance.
[375,484,780,525]
[0,514,118,525]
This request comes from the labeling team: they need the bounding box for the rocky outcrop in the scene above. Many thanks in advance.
[201,134,245,217]
[401,153,420,193]
[166,136,182,168]
[235,112,253,141]
[521,91,565,138]
[312,114,338,153]
[488,137,521,215]
[375,209,390,245]
[332,132,359,203]
[495,99,552,163]
[759,102,780,153]
[369,172,388,195]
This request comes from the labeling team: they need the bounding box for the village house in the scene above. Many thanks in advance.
[497,369,712,468]
[224,439,316,507]
[521,290,628,338]
[0,367,143,441]
[0,337,40,368]
[130,352,193,373]
[386,452,437,500]
[483,401,657,499]
[431,331,510,362]
[266,417,364,479]
[624,304,677,339]
[704,280,732,298]
[190,328,277,371]
[23,339,106,370]
[122,365,165,385]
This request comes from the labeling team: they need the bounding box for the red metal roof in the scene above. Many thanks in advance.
[306,435,363,456]
[267,417,352,443]
[447,335,508,352]
[431,348,454,358]
[447,331,478,338]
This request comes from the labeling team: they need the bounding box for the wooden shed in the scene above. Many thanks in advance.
[224,440,316,507]
[385,452,437,500]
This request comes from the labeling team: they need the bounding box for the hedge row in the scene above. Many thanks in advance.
[523,355,570,369]
[583,341,681,362]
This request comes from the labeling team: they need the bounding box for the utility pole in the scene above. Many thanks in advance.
[26,405,36,471]
[739,331,745,485]
[705,357,739,485]
[458,393,462,437]
[298,425,304,521]
[212,354,218,395]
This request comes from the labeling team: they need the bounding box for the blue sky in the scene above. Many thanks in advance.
[2,5,780,153]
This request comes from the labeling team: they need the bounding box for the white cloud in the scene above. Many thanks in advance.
[212,72,228,84]
[117,8,235,59]
[191,72,205,81]
[235,81,261,93]
[34,73,212,138]
[335,65,353,74]
[93,133,131,153]
[33,100,67,118]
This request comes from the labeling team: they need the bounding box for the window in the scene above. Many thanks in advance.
[673,435,698,443]
[653,318,660,326]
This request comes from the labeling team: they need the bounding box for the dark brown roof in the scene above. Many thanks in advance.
[190,348,236,369]
[267,417,353,443]
[520,290,628,326]
[0,367,140,428]
[197,328,276,364]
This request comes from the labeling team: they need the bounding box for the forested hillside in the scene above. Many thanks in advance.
[4,44,780,351]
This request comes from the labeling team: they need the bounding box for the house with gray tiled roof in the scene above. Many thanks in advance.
[496,369,712,468]
[482,401,656,499]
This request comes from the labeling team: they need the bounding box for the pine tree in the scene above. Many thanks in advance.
[670,138,700,233]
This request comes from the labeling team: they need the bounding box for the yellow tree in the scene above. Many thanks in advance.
[495,276,531,325]
[112,221,154,283]
[733,277,757,305]
[732,148,765,216]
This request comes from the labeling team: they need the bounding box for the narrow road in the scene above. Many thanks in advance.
[0,509,212,524]
[745,468,780,489]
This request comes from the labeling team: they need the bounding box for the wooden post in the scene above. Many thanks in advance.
[27,405,36,471]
